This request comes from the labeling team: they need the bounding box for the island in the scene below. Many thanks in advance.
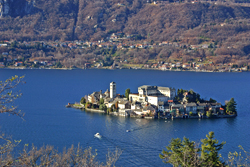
[67,82,237,119]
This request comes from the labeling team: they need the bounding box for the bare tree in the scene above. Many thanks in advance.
[0,76,25,166]
[0,75,25,117]
[0,76,122,167]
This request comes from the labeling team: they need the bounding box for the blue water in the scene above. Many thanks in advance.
[0,69,249,166]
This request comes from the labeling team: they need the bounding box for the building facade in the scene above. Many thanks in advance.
[129,85,176,106]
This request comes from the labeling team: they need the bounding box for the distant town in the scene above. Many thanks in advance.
[0,38,249,72]
[1,0,250,72]
[68,82,237,119]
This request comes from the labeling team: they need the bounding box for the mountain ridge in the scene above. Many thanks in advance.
[1,0,250,43]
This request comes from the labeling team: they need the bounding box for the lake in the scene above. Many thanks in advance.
[0,69,249,166]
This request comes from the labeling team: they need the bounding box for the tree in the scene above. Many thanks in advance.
[160,137,200,166]
[1,144,121,166]
[80,97,86,104]
[226,98,237,115]
[125,88,130,100]
[209,98,217,103]
[160,131,226,167]
[176,89,185,102]
[99,98,104,105]
[10,41,18,48]
[200,132,226,166]
[0,75,25,116]
[206,110,212,118]
[227,145,250,167]
[0,76,24,166]
[196,93,201,103]
[85,102,92,108]
[55,61,63,68]
[99,104,107,111]
[189,89,194,95]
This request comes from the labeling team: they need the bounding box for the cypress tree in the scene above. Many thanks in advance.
[125,88,130,100]
[226,98,237,114]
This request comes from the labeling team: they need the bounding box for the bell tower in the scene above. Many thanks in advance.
[110,82,116,99]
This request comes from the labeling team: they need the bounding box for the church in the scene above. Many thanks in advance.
[129,85,176,106]
[87,81,117,103]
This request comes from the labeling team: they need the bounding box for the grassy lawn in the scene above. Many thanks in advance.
[73,104,84,107]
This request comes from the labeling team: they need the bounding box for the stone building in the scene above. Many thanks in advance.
[129,85,176,106]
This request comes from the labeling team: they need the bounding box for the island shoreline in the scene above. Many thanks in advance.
[66,103,237,120]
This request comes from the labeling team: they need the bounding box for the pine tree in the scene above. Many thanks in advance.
[200,132,226,166]
[160,137,200,166]
[160,132,226,167]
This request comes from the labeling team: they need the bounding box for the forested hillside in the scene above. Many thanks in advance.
[1,0,250,42]
[1,0,250,69]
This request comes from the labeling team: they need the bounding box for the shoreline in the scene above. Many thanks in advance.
[1,66,249,73]
[67,103,237,120]
[4,67,73,70]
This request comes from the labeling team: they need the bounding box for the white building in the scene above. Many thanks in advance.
[88,89,109,103]
[110,82,116,99]
[129,85,176,107]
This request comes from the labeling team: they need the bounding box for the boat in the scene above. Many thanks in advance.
[126,130,130,132]
[94,133,102,139]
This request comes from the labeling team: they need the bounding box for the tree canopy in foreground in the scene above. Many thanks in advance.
[160,132,250,167]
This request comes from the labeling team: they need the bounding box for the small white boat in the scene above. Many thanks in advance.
[94,133,102,139]
[126,130,130,132]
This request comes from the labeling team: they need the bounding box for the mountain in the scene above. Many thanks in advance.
[1,0,250,68]
[0,0,250,43]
